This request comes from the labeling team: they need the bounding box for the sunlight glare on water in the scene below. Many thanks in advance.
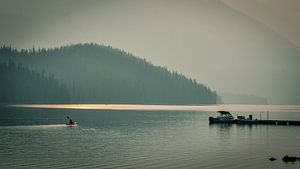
[10,104,300,112]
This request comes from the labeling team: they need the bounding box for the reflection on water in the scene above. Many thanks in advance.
[0,107,299,169]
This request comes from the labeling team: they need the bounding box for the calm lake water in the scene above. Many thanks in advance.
[0,105,300,169]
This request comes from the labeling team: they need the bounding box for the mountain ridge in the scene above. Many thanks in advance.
[0,43,219,105]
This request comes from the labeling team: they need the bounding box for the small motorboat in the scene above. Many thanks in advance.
[209,111,236,124]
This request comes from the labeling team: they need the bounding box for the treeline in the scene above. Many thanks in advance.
[0,43,219,104]
[0,61,70,104]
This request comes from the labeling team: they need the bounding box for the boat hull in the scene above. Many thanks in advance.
[209,117,236,124]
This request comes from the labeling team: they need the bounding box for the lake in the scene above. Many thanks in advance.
[0,104,300,169]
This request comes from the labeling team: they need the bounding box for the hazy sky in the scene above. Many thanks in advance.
[1,0,299,104]
[223,0,300,47]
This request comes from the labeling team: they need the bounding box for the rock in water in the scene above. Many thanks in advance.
[282,155,300,162]
[269,157,277,161]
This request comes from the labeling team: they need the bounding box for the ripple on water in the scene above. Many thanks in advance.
[1,109,300,169]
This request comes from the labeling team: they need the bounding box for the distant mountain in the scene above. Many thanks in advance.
[0,43,218,104]
[220,92,268,105]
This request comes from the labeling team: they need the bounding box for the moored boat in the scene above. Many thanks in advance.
[209,111,235,124]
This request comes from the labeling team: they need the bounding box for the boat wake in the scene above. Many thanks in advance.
[0,124,70,129]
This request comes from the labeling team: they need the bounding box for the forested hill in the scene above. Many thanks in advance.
[0,61,70,104]
[0,43,219,104]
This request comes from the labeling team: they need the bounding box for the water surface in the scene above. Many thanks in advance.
[0,105,299,169]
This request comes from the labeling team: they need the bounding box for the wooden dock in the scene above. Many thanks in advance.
[209,119,300,126]
[209,111,300,126]
[235,119,300,126]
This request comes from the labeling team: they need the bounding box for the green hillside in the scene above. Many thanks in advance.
[0,43,219,104]
[0,61,70,104]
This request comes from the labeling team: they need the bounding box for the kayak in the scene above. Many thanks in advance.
[66,122,77,127]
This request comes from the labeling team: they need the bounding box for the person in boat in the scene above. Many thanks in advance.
[67,116,74,125]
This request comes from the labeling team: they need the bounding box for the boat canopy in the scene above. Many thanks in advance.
[216,111,234,119]
[217,111,231,115]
